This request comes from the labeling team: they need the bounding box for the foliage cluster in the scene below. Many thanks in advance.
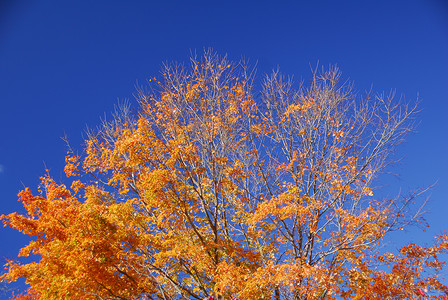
[2,52,447,299]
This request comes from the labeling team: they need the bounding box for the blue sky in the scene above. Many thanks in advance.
[1,0,447,295]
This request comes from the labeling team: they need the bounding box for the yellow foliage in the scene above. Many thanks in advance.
[1,52,444,300]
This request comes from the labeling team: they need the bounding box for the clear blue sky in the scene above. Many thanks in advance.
[1,0,447,295]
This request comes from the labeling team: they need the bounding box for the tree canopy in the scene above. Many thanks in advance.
[2,52,447,299]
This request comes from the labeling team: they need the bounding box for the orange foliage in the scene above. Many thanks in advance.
[1,52,447,299]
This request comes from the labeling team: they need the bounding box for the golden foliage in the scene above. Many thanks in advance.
[1,52,446,299]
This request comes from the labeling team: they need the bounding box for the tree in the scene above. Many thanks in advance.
[1,51,447,300]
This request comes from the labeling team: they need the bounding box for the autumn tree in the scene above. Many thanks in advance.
[2,51,447,300]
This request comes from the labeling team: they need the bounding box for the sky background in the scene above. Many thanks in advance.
[1,0,447,296]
